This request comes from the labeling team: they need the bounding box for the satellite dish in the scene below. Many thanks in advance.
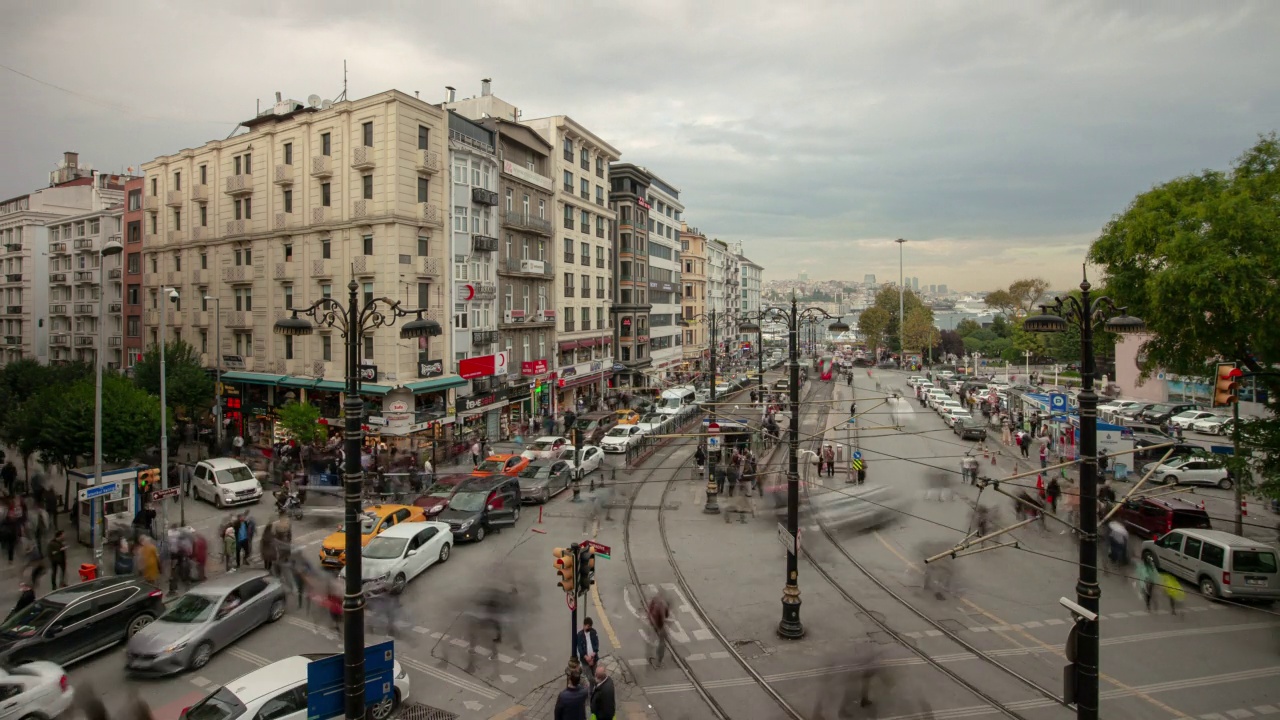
[320,99,332,109]
[307,94,321,108]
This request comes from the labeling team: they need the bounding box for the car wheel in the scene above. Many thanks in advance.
[189,641,214,671]
[1163,475,1178,486]
[367,691,399,720]
[269,597,285,622]
[391,573,407,595]
[1199,575,1219,600]
[475,525,486,542]
[215,494,224,509]
[1141,550,1159,570]
[126,613,155,638]
[438,543,450,563]
[1218,477,1234,490]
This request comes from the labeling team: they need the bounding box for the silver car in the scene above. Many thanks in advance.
[518,459,574,504]
[125,570,286,674]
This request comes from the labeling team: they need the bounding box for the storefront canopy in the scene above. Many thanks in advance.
[310,379,395,396]
[402,376,468,394]
[220,371,289,387]
[279,377,323,389]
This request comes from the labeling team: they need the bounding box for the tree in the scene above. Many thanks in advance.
[857,307,890,356]
[133,339,214,423]
[984,278,1050,317]
[869,286,926,352]
[277,401,323,445]
[936,330,965,359]
[955,318,982,337]
[0,360,92,481]
[903,306,939,357]
[983,289,1018,317]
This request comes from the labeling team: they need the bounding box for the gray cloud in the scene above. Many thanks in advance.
[2,0,1277,290]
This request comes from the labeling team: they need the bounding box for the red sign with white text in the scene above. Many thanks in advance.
[521,359,548,376]
[458,352,508,380]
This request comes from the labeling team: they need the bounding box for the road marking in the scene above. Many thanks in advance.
[190,676,211,687]
[591,582,622,650]
[412,626,430,634]
[227,647,269,666]
[708,651,730,659]
[515,660,538,671]
[486,706,525,720]
[1254,705,1279,715]
[687,653,706,661]
[1022,621,1042,628]
[1227,710,1257,718]
[394,654,500,700]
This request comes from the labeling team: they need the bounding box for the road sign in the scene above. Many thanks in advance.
[707,422,720,434]
[151,487,180,500]
[708,437,720,449]
[78,483,117,501]
[777,522,797,554]
[306,641,395,720]
[851,459,863,471]
[566,592,577,611]
[1049,393,1068,413]
[581,540,611,559]
[853,450,862,460]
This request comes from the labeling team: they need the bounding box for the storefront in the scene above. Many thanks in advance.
[556,359,611,414]
[456,387,509,442]
[397,375,466,463]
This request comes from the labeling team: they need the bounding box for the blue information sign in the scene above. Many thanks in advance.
[79,483,117,501]
[1049,393,1068,413]
[306,641,395,720]
[853,450,863,460]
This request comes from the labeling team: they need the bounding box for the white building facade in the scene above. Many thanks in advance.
[641,171,683,384]
[734,243,763,348]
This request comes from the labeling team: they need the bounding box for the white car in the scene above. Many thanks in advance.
[635,414,668,436]
[906,376,926,388]
[192,458,263,509]
[937,400,965,417]
[554,444,605,478]
[0,662,75,720]
[520,436,570,461]
[1170,410,1217,430]
[1099,400,1145,422]
[1192,416,1234,436]
[940,407,968,427]
[1142,456,1232,490]
[340,521,451,594]
[926,391,949,409]
[180,653,410,720]
[601,425,643,453]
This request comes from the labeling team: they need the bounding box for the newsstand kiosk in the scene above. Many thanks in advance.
[70,464,145,559]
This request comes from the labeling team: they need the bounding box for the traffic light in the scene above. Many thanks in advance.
[576,544,596,595]
[137,467,159,495]
[552,546,576,593]
[1214,362,1242,407]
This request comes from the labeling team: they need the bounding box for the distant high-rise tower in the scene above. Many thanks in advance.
[938,284,948,294]
[863,274,876,286]
[911,277,919,291]
[799,270,809,283]
[929,284,937,294]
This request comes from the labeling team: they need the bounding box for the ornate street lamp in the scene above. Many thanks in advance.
[681,310,724,514]
[274,280,441,720]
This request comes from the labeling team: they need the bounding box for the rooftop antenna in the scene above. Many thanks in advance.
[336,60,348,102]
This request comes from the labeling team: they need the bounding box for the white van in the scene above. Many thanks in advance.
[192,457,264,508]
[657,387,697,417]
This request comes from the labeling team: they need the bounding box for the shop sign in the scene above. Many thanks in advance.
[222,354,246,371]
[521,359,548,375]
[502,160,554,190]
[458,352,508,380]
[418,357,443,378]
[457,387,509,413]
[358,364,378,382]
[366,416,389,426]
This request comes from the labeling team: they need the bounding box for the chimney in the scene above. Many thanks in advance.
[481,78,492,97]
[445,86,456,103]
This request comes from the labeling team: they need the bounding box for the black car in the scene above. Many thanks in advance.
[772,379,790,392]
[437,475,521,542]
[954,417,987,441]
[1139,403,1196,426]
[0,576,165,667]
[1131,437,1209,467]
[573,412,617,445]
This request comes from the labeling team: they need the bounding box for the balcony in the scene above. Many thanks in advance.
[50,242,67,254]
[352,255,371,275]
[471,235,498,253]
[596,227,605,239]
[74,303,97,315]
[74,335,94,347]
[501,211,552,236]
[351,146,376,170]
[273,164,295,186]
[49,304,67,315]
[563,321,575,332]
[224,174,253,196]
[50,273,67,284]
[419,257,441,276]
[353,200,369,219]
[417,150,440,174]
[274,262,295,280]
[223,266,249,283]
[2,305,20,315]
[225,311,249,328]
[226,219,247,237]
[274,212,297,231]
[472,282,497,300]
[597,258,605,269]
[189,311,207,327]
[50,334,68,346]
[3,273,21,283]
[143,196,159,212]
[1,243,20,253]
[108,302,121,313]
[471,187,499,206]
[73,271,94,284]
[191,269,206,284]
[109,267,122,279]
[471,330,498,346]
[311,155,333,178]
[563,253,574,265]
[74,238,94,250]
[580,189,589,201]
[311,207,328,225]
[108,336,121,347]
[167,271,183,286]
[191,227,206,242]
[504,258,551,277]
[170,230,186,245]
[419,203,441,225]
[191,184,209,203]
[145,309,159,326]
[166,190,184,208]
[312,259,332,277]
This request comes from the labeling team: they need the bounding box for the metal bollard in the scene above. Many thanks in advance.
[572,477,581,502]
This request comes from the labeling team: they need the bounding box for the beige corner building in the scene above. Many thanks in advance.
[679,223,709,360]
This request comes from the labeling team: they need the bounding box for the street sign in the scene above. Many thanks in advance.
[151,487,180,500]
[707,422,720,434]
[776,522,797,554]
[853,450,862,460]
[1050,393,1068,413]
[581,540,612,559]
[708,437,720,449]
[566,592,577,610]
[306,641,395,720]
[78,483,118,501]
[851,459,864,471]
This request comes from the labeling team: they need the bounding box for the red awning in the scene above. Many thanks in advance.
[558,340,581,351]
[561,371,605,389]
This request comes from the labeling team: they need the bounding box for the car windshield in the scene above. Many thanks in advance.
[214,466,255,484]
[574,419,595,431]
[531,439,559,450]
[185,687,248,720]
[475,459,505,473]
[519,465,550,479]
[661,397,684,409]
[162,594,218,623]
[359,512,380,534]
[425,483,456,498]
[0,601,62,637]
[365,536,409,560]
[606,427,630,437]
[641,415,663,425]
[1232,550,1278,573]
[450,491,490,513]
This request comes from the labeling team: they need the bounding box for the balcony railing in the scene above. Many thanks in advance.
[192,226,206,242]
[225,311,248,328]
[144,309,159,326]
[226,219,246,236]
[143,196,159,212]
[580,190,589,201]
[167,271,183,286]
[597,258,605,269]
[189,311,207,327]
[580,286,590,298]
[108,336,121,347]
[596,227,605,238]
[471,330,498,346]
[274,164,295,185]
[224,174,253,195]
[50,334,68,346]
[223,266,248,282]
[420,203,441,225]
[501,212,553,236]
[351,146,376,170]
[74,238,94,250]
[417,150,440,174]
[311,155,333,177]
[311,207,327,225]
[73,271,94,283]
[352,255,370,275]
[108,302,121,313]
[563,253,574,265]
[597,288,605,299]
[50,273,67,284]
[274,262,295,279]
[563,183,573,194]
[563,321,575,332]
[312,259,332,277]
[2,305,20,315]
[471,235,498,253]
[75,336,94,347]
[564,285,575,297]
[580,255,590,267]
[50,242,67,254]
[191,184,209,202]
[471,188,499,206]
[504,258,551,276]
[4,273,21,283]
[170,230,186,245]
[166,190,184,207]
[74,303,96,315]
[352,200,369,219]
[472,282,497,299]
[419,257,441,276]
[109,267,122,279]
[49,304,67,315]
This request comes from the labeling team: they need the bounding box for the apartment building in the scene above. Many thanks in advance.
[0,152,127,365]
[141,90,461,449]
[46,204,125,368]
[641,170,684,384]
[121,177,146,366]
[733,242,763,348]
[607,164,652,389]
[679,224,708,361]
[523,114,620,411]
[705,238,740,361]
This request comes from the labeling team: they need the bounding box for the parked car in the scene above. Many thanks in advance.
[339,521,452,594]
[1116,403,1158,421]
[320,504,427,568]
[1099,399,1145,422]
[437,475,521,542]
[614,409,642,425]
[773,379,790,392]
[191,458,263,509]
[471,454,530,478]
[1139,402,1197,426]
[411,474,472,519]
[1170,410,1217,430]
[573,412,617,445]
[179,653,410,720]
[939,407,967,428]
[1115,496,1211,541]
[554,445,604,479]
[635,413,668,436]
[1192,415,1235,436]
[126,571,286,674]
[0,576,166,667]
[519,436,570,461]
[954,417,987,440]
[1142,456,1233,489]
[601,424,644,453]
[0,662,75,720]
[517,459,574,504]
[1131,438,1207,468]
[1141,529,1279,601]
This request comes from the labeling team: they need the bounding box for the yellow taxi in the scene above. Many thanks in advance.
[319,503,427,567]
[614,409,641,425]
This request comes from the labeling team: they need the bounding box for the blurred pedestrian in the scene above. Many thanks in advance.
[8,580,34,619]
[1160,571,1184,614]
[1137,556,1158,611]
[138,536,160,585]
[222,527,236,572]
[646,592,671,668]
[47,530,66,590]
[575,617,599,688]
[1046,477,1061,515]
[114,537,135,575]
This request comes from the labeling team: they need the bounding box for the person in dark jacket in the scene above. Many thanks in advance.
[574,617,600,687]
[8,581,34,619]
[47,531,66,590]
[590,665,616,720]
[553,670,588,720]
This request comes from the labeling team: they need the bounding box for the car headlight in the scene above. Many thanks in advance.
[460,519,474,530]
[163,642,188,654]
[396,668,407,680]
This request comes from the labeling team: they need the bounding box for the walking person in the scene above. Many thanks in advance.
[471,439,482,468]
[46,530,66,590]
[1160,570,1184,614]
[1045,477,1061,516]
[1039,442,1048,469]
[223,527,236,572]
[646,592,671,668]
[1137,556,1158,611]
[553,670,588,720]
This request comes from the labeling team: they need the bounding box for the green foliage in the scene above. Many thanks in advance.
[27,374,163,469]
[857,306,890,355]
[955,318,982,337]
[985,278,1051,318]
[277,401,322,445]
[133,339,214,419]
[0,361,93,478]
[903,305,939,356]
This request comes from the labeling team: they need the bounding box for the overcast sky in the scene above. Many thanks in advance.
[2,1,1277,291]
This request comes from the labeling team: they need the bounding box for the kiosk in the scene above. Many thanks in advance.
[70,464,144,552]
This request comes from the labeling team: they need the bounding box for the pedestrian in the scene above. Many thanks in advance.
[553,669,588,720]
[1039,443,1048,469]
[471,440,482,468]
[1137,556,1158,611]
[575,617,600,689]
[235,515,250,567]
[646,592,671,668]
[232,434,245,457]
[261,522,277,574]
[42,486,57,531]
[138,536,160,585]
[8,580,34,619]
[1046,477,1060,515]
[1107,520,1129,567]
[1020,432,1031,459]
[47,530,66,590]
[1160,571,1184,614]
[823,444,836,478]
[591,664,616,720]
[694,444,706,469]
[223,527,236,572]
[856,459,866,485]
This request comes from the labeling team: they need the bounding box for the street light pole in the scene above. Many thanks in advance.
[705,310,719,514]
[896,238,907,361]
[159,286,176,532]
[94,238,122,562]
[205,295,223,452]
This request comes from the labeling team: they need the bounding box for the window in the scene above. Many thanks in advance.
[596,156,604,177]
[597,306,605,330]
[199,165,207,185]
[417,236,429,257]
[235,332,253,356]
[173,253,182,271]
[454,303,468,329]
[321,237,331,259]
[283,142,293,165]
[538,199,546,219]
[504,188,513,212]
[284,285,293,310]
[199,205,207,227]
[597,246,605,268]
[581,274,590,298]
[127,316,140,337]
[234,288,253,312]
[564,273,574,295]
[362,235,373,256]
[564,306,574,331]
[150,177,157,196]
[127,286,140,305]
[563,205,573,230]
[1183,537,1203,559]
[321,132,331,156]
[200,291,209,311]
[597,276,605,298]
[580,242,590,265]
[150,256,158,273]
[581,307,590,331]
[363,282,374,305]
[1201,542,1225,568]
[127,253,141,274]
[563,170,573,192]
[362,121,374,147]
[363,335,374,359]
[596,186,604,205]
[284,334,294,360]
[321,182,331,207]
[173,171,181,191]
[454,206,469,233]
[417,177,429,203]
[362,174,373,200]
[321,335,332,362]
[199,329,208,353]
[320,283,331,298]
[563,137,574,161]
[418,125,430,150]
[282,189,292,214]
[127,191,141,211]
[417,282,430,308]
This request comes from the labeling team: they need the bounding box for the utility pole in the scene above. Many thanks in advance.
[896,238,907,361]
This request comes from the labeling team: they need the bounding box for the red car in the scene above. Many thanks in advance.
[412,474,472,518]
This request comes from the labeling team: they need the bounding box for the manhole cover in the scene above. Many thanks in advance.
[395,703,459,720]
[731,639,772,658]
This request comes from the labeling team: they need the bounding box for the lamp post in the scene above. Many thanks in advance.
[274,282,442,720]
[159,286,178,532]
[895,238,907,361]
[93,237,123,562]
[741,297,847,640]
[1023,270,1144,720]
[204,295,223,452]
[1023,349,1034,382]
[681,310,721,514]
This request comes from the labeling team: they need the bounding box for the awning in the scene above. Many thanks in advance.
[310,380,395,396]
[558,340,580,351]
[220,371,289,387]
[561,371,605,389]
[402,376,468,394]
[279,377,322,389]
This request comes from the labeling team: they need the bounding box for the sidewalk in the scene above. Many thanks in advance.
[502,654,656,720]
